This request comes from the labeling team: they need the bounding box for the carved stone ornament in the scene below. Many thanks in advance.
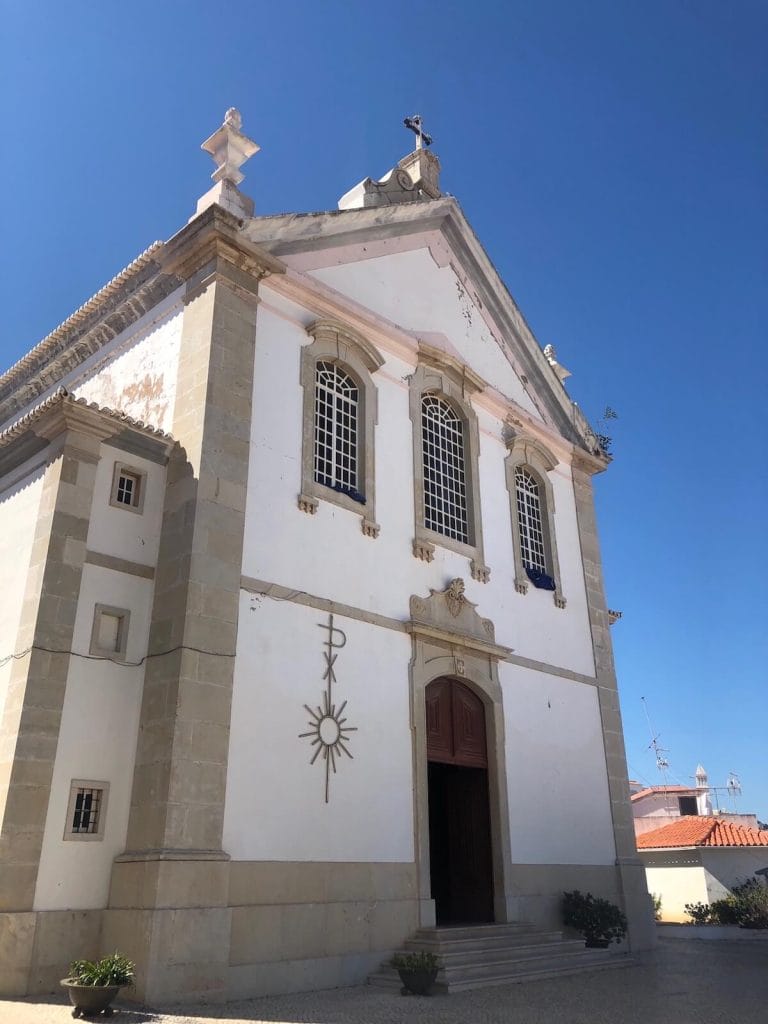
[408,578,508,658]
[298,493,318,515]
[412,538,435,563]
[444,578,466,617]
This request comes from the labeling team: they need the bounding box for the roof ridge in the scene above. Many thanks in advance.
[0,241,164,402]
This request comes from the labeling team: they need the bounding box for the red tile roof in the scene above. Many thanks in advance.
[637,816,768,849]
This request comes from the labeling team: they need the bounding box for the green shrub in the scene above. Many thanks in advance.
[731,879,768,929]
[686,880,768,929]
[562,890,628,945]
[391,950,438,973]
[684,901,712,924]
[68,953,134,987]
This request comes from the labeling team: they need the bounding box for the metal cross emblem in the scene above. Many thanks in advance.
[299,614,357,803]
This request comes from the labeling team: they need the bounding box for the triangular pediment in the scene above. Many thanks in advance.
[243,199,599,452]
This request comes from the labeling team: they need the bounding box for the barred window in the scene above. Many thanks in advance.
[64,779,109,841]
[515,467,546,573]
[314,361,361,498]
[421,394,468,543]
[71,787,102,834]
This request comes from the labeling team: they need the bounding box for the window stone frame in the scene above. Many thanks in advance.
[89,603,131,661]
[109,461,146,515]
[409,346,489,582]
[504,432,566,608]
[63,779,110,842]
[299,319,383,538]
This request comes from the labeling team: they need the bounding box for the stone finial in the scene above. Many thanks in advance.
[194,108,258,219]
[201,107,259,186]
[543,344,572,384]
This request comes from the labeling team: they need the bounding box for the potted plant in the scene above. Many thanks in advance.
[562,889,627,948]
[390,950,439,996]
[61,952,134,1018]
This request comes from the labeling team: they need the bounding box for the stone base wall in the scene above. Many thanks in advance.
[508,862,656,951]
[0,858,655,1001]
[226,861,419,999]
[0,909,102,997]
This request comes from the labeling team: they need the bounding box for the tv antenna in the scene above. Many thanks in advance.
[641,697,673,808]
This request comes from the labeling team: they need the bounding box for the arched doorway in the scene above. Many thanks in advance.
[426,678,494,925]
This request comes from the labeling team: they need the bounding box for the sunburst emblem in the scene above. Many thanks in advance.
[299,614,357,803]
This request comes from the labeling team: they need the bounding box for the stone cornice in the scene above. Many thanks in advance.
[162,204,285,303]
[417,341,487,396]
[0,242,175,426]
[571,446,611,476]
[0,387,175,453]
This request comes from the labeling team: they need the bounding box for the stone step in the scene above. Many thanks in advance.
[405,929,567,954]
[369,950,632,994]
[438,954,634,993]
[413,923,535,942]
[417,938,587,968]
[440,946,611,981]
[368,922,634,995]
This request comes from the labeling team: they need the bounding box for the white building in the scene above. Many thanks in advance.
[637,817,768,922]
[0,110,655,1003]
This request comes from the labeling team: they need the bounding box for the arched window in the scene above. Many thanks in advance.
[514,467,546,574]
[421,393,468,544]
[299,320,383,537]
[505,435,566,608]
[408,351,489,582]
[314,361,360,498]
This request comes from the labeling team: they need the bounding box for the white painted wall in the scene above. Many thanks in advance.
[86,442,167,567]
[308,248,542,420]
[0,464,45,746]
[34,561,155,910]
[244,298,596,677]
[34,437,165,910]
[642,852,707,922]
[502,665,616,865]
[224,595,414,862]
[701,849,768,901]
[73,299,183,432]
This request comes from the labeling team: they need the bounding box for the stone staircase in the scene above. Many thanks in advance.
[369,922,632,993]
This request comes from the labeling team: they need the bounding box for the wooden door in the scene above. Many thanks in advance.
[426,679,494,924]
[426,678,487,768]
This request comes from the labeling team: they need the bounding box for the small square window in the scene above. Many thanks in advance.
[90,604,130,661]
[64,780,109,841]
[110,462,146,514]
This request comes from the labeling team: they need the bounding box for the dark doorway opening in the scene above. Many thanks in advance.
[426,678,494,925]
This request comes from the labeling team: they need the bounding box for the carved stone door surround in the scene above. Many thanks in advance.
[407,579,515,926]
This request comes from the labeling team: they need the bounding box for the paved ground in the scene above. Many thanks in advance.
[2,939,767,1024]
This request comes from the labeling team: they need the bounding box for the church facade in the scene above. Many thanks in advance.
[0,110,654,1002]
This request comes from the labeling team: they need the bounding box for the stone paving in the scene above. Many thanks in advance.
[2,939,766,1024]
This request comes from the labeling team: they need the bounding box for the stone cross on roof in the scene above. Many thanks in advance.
[201,107,260,187]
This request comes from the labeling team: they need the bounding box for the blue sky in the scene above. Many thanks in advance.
[2,2,766,816]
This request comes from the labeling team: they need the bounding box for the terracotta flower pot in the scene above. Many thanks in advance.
[61,979,121,1017]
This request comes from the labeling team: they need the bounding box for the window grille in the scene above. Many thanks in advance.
[314,361,360,496]
[421,394,468,543]
[515,467,547,572]
[71,786,102,835]
[115,472,139,507]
